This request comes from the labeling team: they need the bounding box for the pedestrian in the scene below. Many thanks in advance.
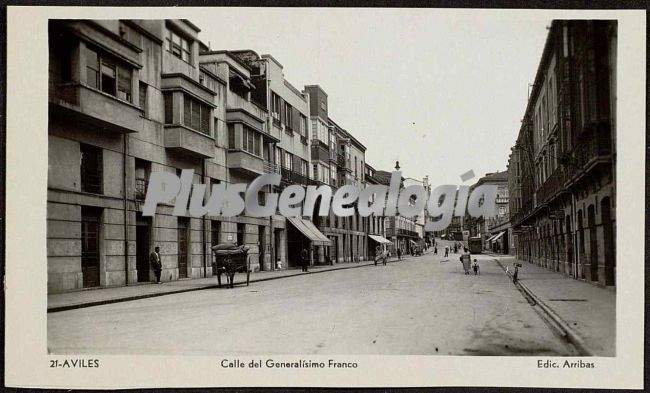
[444,246,449,258]
[454,244,457,254]
[150,246,162,284]
[460,250,471,275]
[472,259,480,275]
[301,248,309,272]
[434,246,438,255]
[397,247,402,261]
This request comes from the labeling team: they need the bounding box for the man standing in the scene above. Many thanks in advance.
[150,246,162,284]
[397,247,402,261]
[300,248,309,272]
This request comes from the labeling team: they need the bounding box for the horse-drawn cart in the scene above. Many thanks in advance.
[211,243,251,288]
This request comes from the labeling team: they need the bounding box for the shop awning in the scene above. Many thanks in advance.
[491,231,505,241]
[485,234,497,242]
[368,234,392,244]
[287,217,331,246]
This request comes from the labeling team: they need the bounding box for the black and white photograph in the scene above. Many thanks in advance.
[3,5,646,390]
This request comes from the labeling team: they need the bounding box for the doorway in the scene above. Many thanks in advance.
[81,206,102,288]
[136,214,151,282]
[601,197,615,285]
[588,205,598,282]
[259,226,266,271]
[178,217,189,279]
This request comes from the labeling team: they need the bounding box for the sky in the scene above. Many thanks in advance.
[192,9,551,186]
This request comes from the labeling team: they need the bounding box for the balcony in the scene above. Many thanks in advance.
[536,168,567,205]
[572,130,613,175]
[337,153,352,172]
[279,168,313,186]
[311,141,329,163]
[164,125,215,158]
[49,83,143,134]
[227,150,264,177]
[263,160,279,175]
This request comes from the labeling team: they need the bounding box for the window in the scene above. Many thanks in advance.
[271,92,281,120]
[228,124,236,149]
[163,92,173,124]
[80,144,102,194]
[167,29,191,64]
[135,159,150,200]
[85,46,132,102]
[183,95,211,135]
[283,151,293,170]
[242,127,260,156]
[284,103,292,129]
[299,114,307,136]
[86,48,99,90]
[139,82,147,112]
[321,100,326,111]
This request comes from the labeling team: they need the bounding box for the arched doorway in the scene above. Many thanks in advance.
[601,197,615,285]
[577,210,585,279]
[587,205,598,282]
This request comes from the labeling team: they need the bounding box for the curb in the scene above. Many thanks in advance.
[492,258,594,356]
[48,258,405,313]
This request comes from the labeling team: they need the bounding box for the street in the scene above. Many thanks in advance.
[48,243,577,356]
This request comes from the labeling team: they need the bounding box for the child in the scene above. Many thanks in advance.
[472,259,480,275]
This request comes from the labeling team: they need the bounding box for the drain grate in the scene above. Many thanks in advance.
[548,298,587,302]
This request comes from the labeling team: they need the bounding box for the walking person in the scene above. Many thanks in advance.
[460,249,471,275]
[434,246,438,255]
[444,246,449,258]
[472,259,480,275]
[150,246,162,284]
[301,248,309,272]
[397,247,402,261]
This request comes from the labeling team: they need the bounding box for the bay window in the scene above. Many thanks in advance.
[85,46,132,102]
[182,95,211,135]
[167,29,192,64]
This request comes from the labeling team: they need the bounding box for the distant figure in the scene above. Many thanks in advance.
[460,250,471,275]
[444,246,449,258]
[472,259,480,275]
[301,248,309,272]
[397,247,402,261]
[434,246,438,255]
[454,244,458,254]
[150,246,162,284]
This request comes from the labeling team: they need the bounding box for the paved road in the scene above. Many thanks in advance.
[48,246,577,356]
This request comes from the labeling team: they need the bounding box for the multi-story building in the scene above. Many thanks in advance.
[373,170,422,255]
[199,50,325,271]
[363,163,390,259]
[47,19,332,294]
[303,85,368,265]
[482,171,511,254]
[48,19,224,292]
[509,20,616,286]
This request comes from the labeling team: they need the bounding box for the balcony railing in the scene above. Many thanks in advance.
[263,160,279,174]
[536,168,567,205]
[337,153,351,170]
[280,167,312,185]
[135,178,148,200]
[572,131,612,172]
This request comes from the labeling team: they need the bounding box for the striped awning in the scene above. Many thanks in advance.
[286,217,331,246]
[368,234,392,244]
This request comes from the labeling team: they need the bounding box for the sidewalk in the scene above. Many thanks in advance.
[48,257,409,313]
[492,255,616,356]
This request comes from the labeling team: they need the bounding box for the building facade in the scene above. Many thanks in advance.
[509,20,617,286]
